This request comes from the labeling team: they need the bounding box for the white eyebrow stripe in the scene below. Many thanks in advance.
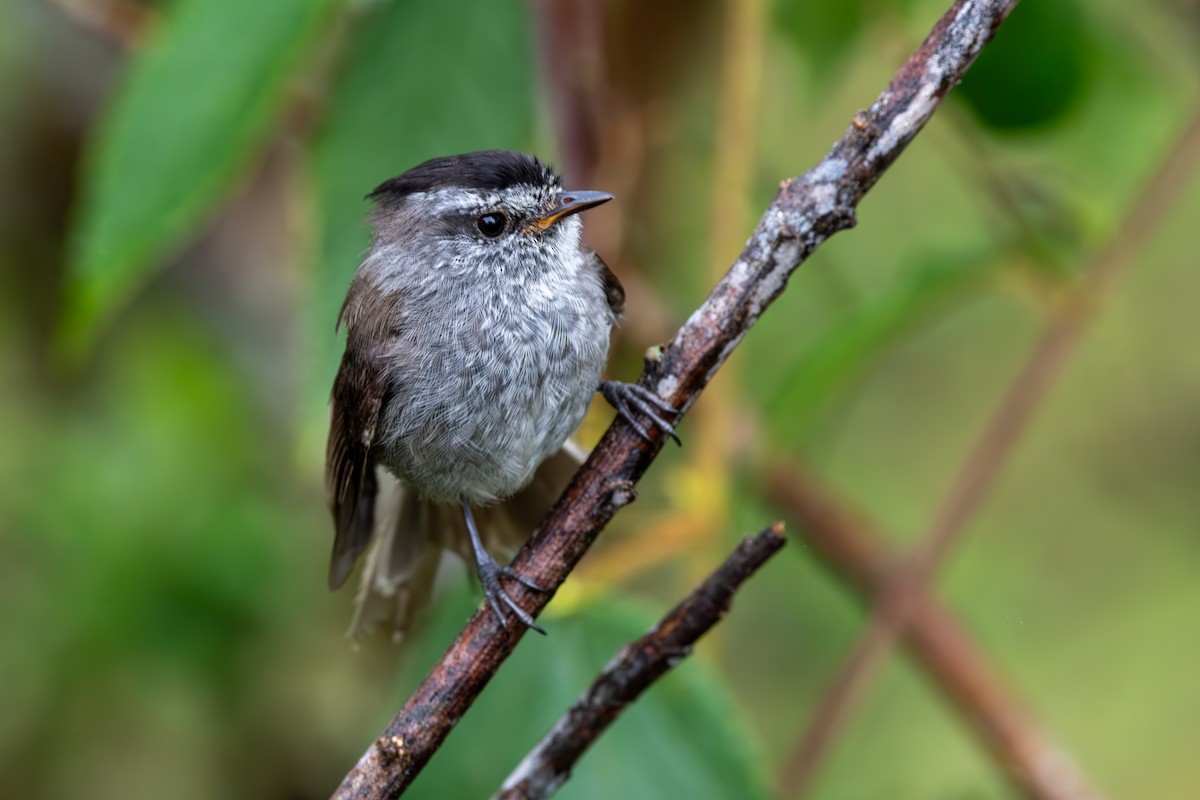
[419,185,551,215]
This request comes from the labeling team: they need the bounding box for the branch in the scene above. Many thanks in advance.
[776,103,1200,796]
[494,523,786,800]
[331,2,1018,797]
[767,463,1101,800]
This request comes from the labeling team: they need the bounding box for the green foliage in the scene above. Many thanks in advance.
[773,0,867,81]
[0,313,309,798]
[762,248,995,441]
[6,0,1200,797]
[61,0,338,357]
[956,0,1095,131]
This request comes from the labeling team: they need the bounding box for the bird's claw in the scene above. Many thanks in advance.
[477,556,546,634]
[599,380,682,446]
[462,501,546,633]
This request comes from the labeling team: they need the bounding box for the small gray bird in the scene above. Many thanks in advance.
[326,150,676,636]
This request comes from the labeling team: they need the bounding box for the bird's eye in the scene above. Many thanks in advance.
[476,212,507,238]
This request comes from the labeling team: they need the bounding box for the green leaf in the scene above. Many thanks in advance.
[773,0,866,84]
[956,0,1094,131]
[393,589,771,799]
[307,0,536,409]
[763,250,994,441]
[61,0,337,357]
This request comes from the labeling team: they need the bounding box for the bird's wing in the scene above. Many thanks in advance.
[586,250,625,317]
[325,329,389,590]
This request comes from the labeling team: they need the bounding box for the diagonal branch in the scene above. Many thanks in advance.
[330,2,1019,797]
[768,463,1101,800]
[494,523,786,800]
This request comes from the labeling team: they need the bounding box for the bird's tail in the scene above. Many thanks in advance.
[347,441,587,640]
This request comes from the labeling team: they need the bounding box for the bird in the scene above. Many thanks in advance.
[325,150,677,637]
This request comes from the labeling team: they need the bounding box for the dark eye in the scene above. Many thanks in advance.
[476,212,507,237]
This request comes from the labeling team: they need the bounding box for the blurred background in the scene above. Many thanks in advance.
[2,0,1198,797]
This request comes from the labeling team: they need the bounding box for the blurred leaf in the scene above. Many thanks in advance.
[956,0,1094,131]
[396,589,771,799]
[61,0,337,356]
[308,0,535,407]
[764,250,994,441]
[0,311,310,796]
[8,314,282,670]
[773,0,868,89]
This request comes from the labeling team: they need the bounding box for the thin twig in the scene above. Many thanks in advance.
[777,104,1200,796]
[494,523,786,800]
[331,3,1018,797]
[768,463,1101,800]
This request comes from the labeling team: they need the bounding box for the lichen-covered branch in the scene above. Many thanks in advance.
[330,1,1018,797]
[494,524,785,800]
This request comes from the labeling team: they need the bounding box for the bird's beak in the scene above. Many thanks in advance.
[534,190,614,230]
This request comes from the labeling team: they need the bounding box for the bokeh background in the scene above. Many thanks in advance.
[2,0,1198,797]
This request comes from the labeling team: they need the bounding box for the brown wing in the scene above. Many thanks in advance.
[587,250,625,317]
[325,334,388,590]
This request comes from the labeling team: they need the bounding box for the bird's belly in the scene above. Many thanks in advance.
[377,301,610,504]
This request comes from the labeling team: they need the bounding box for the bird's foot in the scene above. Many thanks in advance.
[475,551,547,634]
[461,501,547,633]
[599,380,681,446]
